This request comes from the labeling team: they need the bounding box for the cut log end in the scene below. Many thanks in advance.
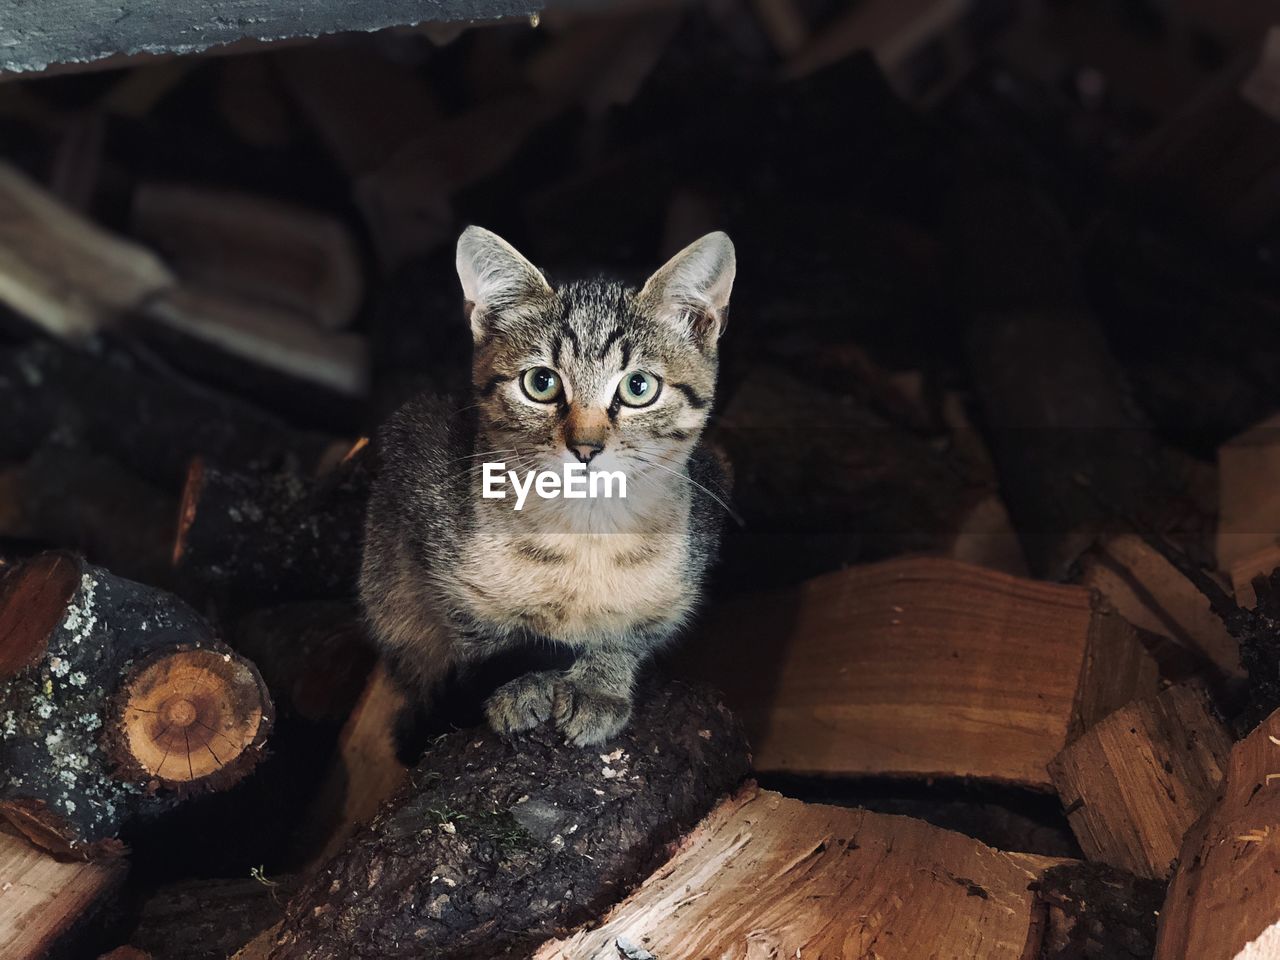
[109,648,270,789]
[172,457,205,567]
[0,551,82,680]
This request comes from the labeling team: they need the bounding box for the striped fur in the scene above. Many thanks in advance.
[361,229,735,746]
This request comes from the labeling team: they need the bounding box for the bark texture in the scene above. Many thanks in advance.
[266,680,748,960]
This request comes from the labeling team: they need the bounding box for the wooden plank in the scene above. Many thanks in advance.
[686,556,1158,789]
[0,830,126,960]
[533,786,1053,960]
[1048,684,1232,879]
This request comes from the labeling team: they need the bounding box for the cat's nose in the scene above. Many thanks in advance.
[569,441,603,464]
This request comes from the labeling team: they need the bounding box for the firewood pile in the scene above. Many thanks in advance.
[1,2,1280,958]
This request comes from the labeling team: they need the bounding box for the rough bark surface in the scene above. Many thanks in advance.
[174,447,370,610]
[0,552,272,857]
[266,681,749,960]
[1034,862,1165,960]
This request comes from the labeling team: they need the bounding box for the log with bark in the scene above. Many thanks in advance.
[173,443,371,611]
[263,680,748,960]
[0,827,128,960]
[1047,683,1232,879]
[0,445,176,589]
[947,179,1180,580]
[682,555,1159,789]
[0,552,272,858]
[0,339,333,488]
[712,365,1008,588]
[1155,706,1280,959]
[121,873,302,960]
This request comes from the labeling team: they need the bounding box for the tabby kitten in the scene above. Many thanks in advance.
[360,226,734,746]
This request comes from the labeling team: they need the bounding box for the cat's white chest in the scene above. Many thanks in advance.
[455,526,693,643]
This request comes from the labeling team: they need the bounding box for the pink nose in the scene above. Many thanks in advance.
[570,442,603,464]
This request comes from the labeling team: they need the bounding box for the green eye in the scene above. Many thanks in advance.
[520,367,563,403]
[617,371,661,407]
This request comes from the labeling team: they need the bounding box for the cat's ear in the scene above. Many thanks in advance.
[637,231,735,347]
[456,226,553,338]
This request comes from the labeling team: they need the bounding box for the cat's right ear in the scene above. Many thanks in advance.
[456,226,552,340]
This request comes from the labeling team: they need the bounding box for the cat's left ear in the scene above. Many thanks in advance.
[637,231,735,347]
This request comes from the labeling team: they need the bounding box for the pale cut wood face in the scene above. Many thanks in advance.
[118,649,265,784]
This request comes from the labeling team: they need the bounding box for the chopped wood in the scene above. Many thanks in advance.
[713,365,1002,587]
[266,681,748,960]
[685,555,1159,789]
[0,552,272,858]
[0,445,176,588]
[1217,411,1280,579]
[132,184,364,332]
[0,829,126,960]
[947,179,1179,579]
[131,287,371,398]
[1077,533,1244,688]
[0,160,173,340]
[535,785,1057,960]
[173,445,370,611]
[1047,683,1232,879]
[0,339,334,488]
[1155,707,1280,959]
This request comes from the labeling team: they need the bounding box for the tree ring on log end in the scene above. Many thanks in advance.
[0,551,82,680]
[109,647,270,788]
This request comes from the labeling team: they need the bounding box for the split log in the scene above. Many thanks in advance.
[0,552,272,858]
[0,445,176,588]
[1075,534,1244,691]
[131,184,364,332]
[130,286,371,398]
[265,681,748,960]
[1155,707,1280,959]
[1047,683,1232,879]
[684,555,1159,789]
[536,786,1059,959]
[0,339,333,488]
[0,160,173,341]
[173,444,371,610]
[1217,411,1280,596]
[947,179,1178,580]
[0,828,127,960]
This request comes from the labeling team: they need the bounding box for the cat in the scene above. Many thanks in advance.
[360,226,734,746]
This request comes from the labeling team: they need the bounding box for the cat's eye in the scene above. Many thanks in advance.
[520,367,563,403]
[617,371,662,408]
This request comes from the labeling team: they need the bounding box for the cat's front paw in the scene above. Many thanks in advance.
[485,670,559,735]
[552,681,632,747]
